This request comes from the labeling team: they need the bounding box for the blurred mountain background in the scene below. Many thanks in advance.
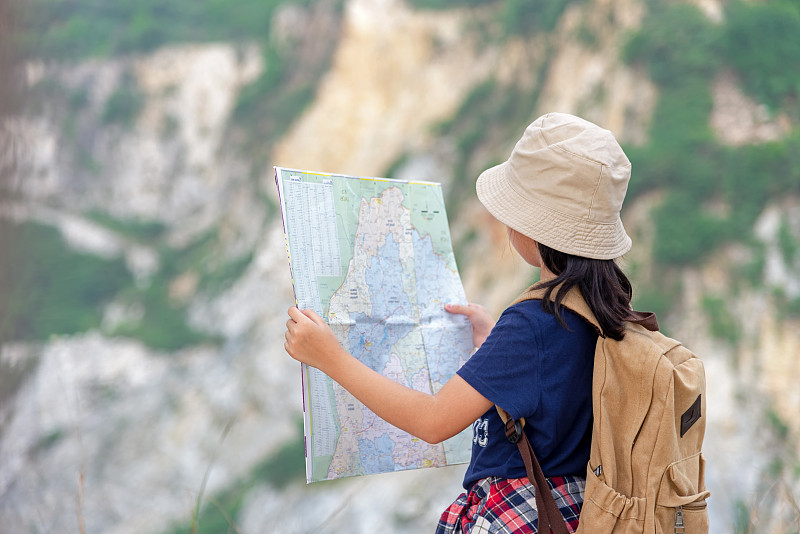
[1,0,799,532]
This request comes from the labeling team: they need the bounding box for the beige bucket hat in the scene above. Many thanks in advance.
[476,112,632,260]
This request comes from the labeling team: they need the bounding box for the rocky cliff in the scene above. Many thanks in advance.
[1,0,798,532]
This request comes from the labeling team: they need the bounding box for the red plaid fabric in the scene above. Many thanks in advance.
[436,476,584,534]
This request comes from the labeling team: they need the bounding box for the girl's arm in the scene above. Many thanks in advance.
[284,306,493,444]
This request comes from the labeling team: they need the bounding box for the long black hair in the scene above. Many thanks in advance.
[536,243,633,341]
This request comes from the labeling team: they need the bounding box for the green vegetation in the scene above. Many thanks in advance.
[767,407,791,442]
[408,0,580,36]
[101,70,144,127]
[632,283,679,329]
[0,216,242,352]
[722,0,800,114]
[777,216,798,267]
[772,288,800,321]
[621,1,800,324]
[650,191,728,266]
[16,0,338,162]
[0,221,130,344]
[199,252,254,295]
[498,0,579,35]
[701,296,740,345]
[164,422,306,534]
[156,230,249,293]
[111,283,217,352]
[107,228,248,351]
[624,4,721,89]
[231,44,321,154]
[0,352,39,408]
[733,499,751,534]
[35,428,66,453]
[407,0,486,9]
[435,61,548,209]
[17,0,306,60]
[736,240,767,289]
[86,212,167,242]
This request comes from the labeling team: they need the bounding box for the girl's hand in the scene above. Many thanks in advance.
[285,307,348,373]
[445,303,495,349]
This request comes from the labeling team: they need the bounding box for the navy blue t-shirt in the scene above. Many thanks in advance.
[456,299,597,489]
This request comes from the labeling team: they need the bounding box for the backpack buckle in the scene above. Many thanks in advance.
[504,418,523,444]
[674,505,685,534]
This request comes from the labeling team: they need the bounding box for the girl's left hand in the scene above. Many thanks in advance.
[284,307,348,373]
[445,302,495,348]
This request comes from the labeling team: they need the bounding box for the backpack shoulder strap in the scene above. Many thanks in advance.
[495,406,570,534]
[512,284,660,335]
[512,284,603,335]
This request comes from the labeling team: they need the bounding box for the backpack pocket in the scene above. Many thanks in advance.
[576,462,646,534]
[655,453,710,534]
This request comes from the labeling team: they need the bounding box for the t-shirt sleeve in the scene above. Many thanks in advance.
[456,303,542,420]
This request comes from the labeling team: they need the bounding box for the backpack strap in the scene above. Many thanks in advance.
[495,406,570,534]
[512,284,659,335]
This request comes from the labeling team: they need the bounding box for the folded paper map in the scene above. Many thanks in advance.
[275,167,474,482]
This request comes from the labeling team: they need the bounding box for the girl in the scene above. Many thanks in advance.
[284,112,636,533]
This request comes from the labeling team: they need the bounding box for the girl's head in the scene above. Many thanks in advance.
[478,113,635,340]
[476,112,631,260]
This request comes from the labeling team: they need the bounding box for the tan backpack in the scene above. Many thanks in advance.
[497,286,710,533]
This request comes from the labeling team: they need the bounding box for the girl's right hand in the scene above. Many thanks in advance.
[445,303,495,349]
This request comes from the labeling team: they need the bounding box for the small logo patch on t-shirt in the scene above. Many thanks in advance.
[473,417,489,448]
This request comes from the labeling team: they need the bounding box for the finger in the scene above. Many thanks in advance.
[302,308,327,325]
[445,303,470,316]
[288,306,308,323]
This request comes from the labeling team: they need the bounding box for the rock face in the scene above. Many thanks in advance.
[273,0,501,176]
[1,0,798,532]
[710,70,792,146]
[16,44,262,224]
[0,225,302,534]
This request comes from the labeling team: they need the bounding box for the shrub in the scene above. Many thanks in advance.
[101,71,144,127]
[111,285,217,352]
[702,295,740,345]
[19,0,291,59]
[0,221,130,343]
[722,0,800,112]
[651,192,729,266]
[499,0,578,36]
[624,3,721,89]
[407,0,486,8]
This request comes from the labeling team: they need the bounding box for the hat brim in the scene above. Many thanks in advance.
[476,162,632,260]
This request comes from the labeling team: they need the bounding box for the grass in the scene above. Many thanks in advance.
[164,420,306,534]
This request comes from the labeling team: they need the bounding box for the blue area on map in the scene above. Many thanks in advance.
[412,231,450,321]
[412,230,470,387]
[424,324,469,386]
[348,232,414,373]
[358,433,398,473]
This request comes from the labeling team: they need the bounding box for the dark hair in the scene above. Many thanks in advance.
[536,243,632,341]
